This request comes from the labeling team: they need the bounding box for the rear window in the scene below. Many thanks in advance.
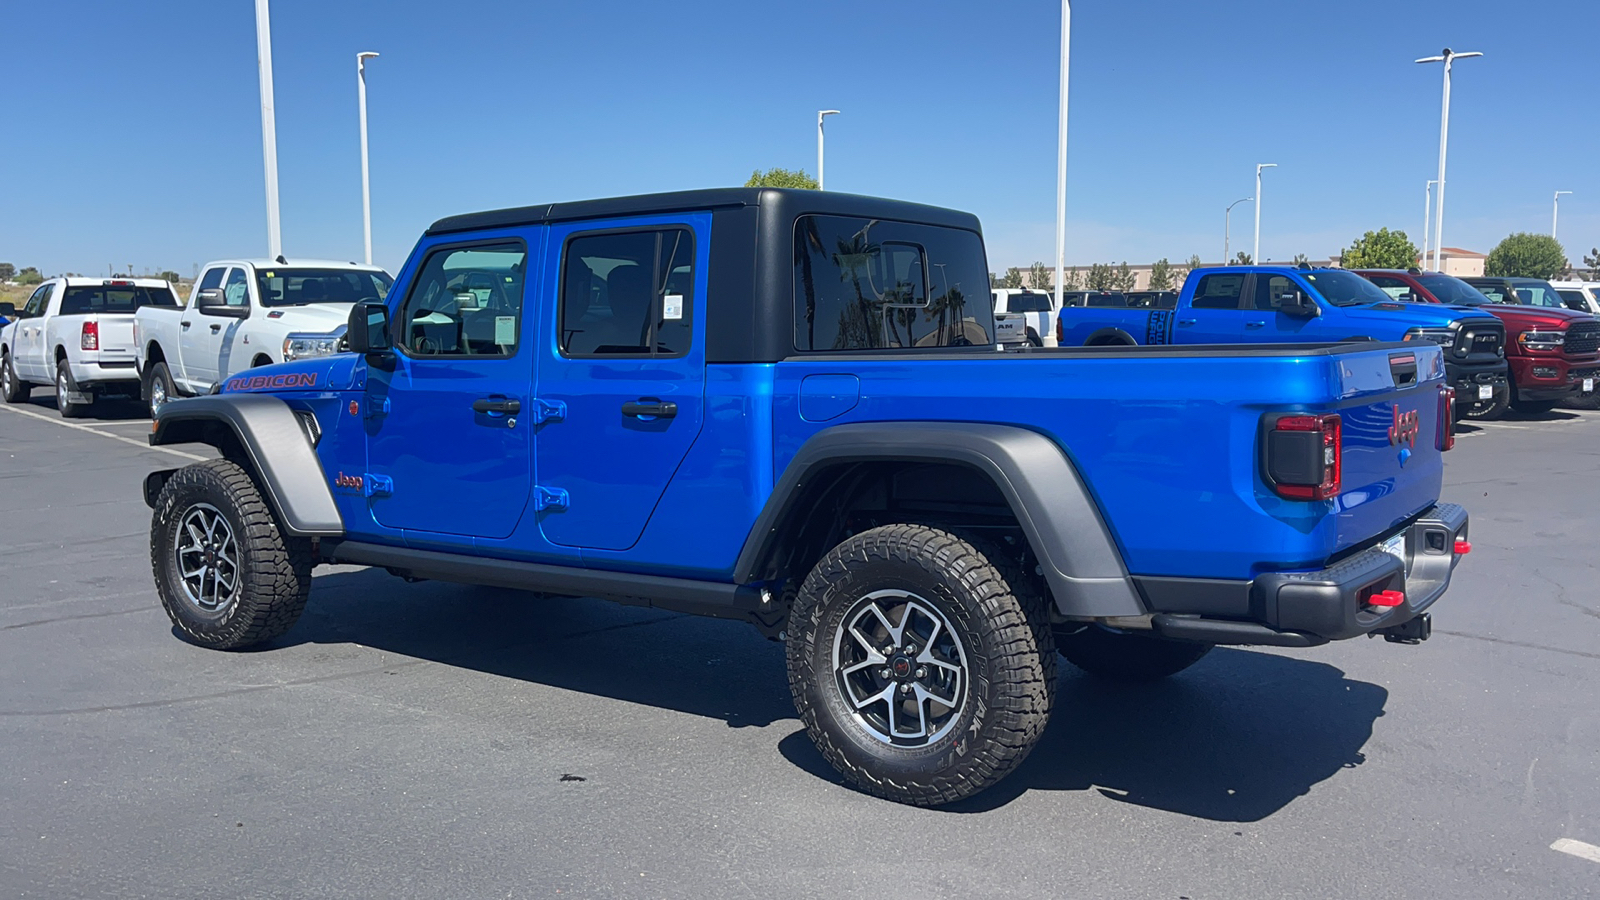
[794,215,993,352]
[255,268,393,308]
[58,284,178,315]
[1006,292,1053,313]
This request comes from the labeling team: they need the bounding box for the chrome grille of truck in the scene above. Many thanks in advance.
[1457,320,1504,356]
[1565,321,1600,355]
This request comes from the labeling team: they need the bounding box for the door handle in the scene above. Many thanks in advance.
[622,398,678,419]
[210,324,222,333]
[181,321,191,330]
[1176,319,1197,326]
[471,396,521,414]
[1245,321,1266,329]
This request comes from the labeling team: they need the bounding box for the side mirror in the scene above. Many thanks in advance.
[0,302,14,317]
[195,289,248,319]
[1281,290,1321,318]
[347,302,393,355]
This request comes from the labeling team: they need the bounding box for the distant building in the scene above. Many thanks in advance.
[1429,247,1486,278]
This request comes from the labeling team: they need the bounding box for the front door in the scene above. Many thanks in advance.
[15,283,53,380]
[365,235,535,539]
[534,215,709,552]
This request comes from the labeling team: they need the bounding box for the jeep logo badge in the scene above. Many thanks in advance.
[1389,405,1420,449]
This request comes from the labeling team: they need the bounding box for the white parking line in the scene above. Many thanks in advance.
[0,404,205,461]
[1551,838,1600,864]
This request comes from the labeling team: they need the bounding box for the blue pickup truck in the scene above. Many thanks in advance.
[140,190,1469,807]
[1058,265,1509,409]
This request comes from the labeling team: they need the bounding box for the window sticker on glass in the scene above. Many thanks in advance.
[663,294,684,321]
[494,316,516,346]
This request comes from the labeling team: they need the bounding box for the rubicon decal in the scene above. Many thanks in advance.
[1388,405,1420,448]
[226,372,319,392]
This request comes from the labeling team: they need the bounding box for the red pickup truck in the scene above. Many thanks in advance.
[1357,269,1600,416]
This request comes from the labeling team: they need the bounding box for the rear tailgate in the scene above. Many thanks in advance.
[994,312,1027,345]
[1322,343,1447,559]
[90,314,139,364]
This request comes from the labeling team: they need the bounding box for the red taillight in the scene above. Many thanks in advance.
[1266,413,1342,501]
[1437,386,1456,451]
[80,321,99,351]
[1055,315,1063,345]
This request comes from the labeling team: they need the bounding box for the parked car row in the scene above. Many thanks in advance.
[0,259,393,419]
[1042,264,1599,421]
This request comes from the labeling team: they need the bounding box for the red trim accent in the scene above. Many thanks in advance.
[1369,590,1406,608]
[1454,540,1472,555]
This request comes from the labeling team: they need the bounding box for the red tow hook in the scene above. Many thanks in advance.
[1454,539,1472,555]
[1369,590,1407,608]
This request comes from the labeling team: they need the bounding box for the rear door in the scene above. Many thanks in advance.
[177,266,227,391]
[1176,272,1254,342]
[534,214,709,552]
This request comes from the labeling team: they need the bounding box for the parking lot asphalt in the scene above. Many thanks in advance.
[3,390,1599,900]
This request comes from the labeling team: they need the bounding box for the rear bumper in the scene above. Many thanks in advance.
[71,360,141,389]
[1135,503,1469,646]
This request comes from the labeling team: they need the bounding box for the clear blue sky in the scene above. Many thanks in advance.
[2,0,1594,278]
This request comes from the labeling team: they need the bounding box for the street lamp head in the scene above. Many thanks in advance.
[818,109,841,122]
[358,51,380,60]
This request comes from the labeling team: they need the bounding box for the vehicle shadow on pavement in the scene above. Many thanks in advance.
[26,392,149,421]
[781,648,1387,820]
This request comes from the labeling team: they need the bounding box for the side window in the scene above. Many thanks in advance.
[1477,285,1509,304]
[192,267,225,306]
[1251,275,1300,311]
[560,228,694,358]
[223,268,250,307]
[1190,274,1246,310]
[23,284,51,317]
[793,215,993,351]
[397,241,527,358]
[1367,275,1412,300]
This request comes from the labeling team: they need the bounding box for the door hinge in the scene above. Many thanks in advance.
[534,485,570,511]
[533,398,567,424]
[364,474,394,498]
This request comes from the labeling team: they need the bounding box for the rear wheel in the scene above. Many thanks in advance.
[1461,383,1510,420]
[150,458,312,650]
[145,361,177,419]
[786,524,1055,807]
[0,353,29,403]
[1024,327,1043,348]
[1056,624,1212,682]
[55,359,90,418]
[1510,395,1561,415]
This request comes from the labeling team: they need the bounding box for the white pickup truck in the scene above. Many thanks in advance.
[991,288,1058,348]
[134,258,392,416]
[1,277,180,417]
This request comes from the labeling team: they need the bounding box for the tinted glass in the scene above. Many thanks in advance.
[1557,290,1590,311]
[1365,275,1413,299]
[1416,274,1488,305]
[197,268,225,291]
[256,268,393,308]
[398,242,527,357]
[223,268,250,307]
[1007,292,1052,313]
[1251,274,1300,311]
[1512,282,1565,308]
[1471,282,1513,304]
[1302,270,1390,307]
[1190,274,1245,310]
[59,285,178,315]
[1087,293,1128,307]
[23,284,50,317]
[794,215,992,351]
[561,228,695,357]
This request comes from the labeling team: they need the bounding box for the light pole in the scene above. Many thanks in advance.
[1553,190,1573,239]
[357,51,379,266]
[254,0,282,260]
[1225,197,1252,263]
[1253,163,1277,264]
[816,110,840,190]
[1422,180,1438,269]
[1054,0,1070,313]
[1417,48,1483,272]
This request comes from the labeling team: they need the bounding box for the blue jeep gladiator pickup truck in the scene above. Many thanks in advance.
[142,189,1469,807]
[1058,265,1510,410]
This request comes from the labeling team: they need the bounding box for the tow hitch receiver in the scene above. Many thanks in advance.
[1377,613,1432,645]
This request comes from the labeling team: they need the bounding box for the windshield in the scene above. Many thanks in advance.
[254,268,394,308]
[1006,292,1052,312]
[1512,282,1567,308]
[60,284,178,315]
[1416,274,1489,306]
[1302,270,1392,307]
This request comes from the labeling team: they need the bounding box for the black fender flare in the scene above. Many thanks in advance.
[734,422,1145,618]
[1083,327,1137,346]
[146,394,343,536]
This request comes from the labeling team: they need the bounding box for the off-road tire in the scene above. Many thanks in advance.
[786,524,1056,807]
[151,458,312,650]
[0,353,29,403]
[145,361,177,419]
[56,359,90,418]
[1461,384,1510,420]
[1056,624,1212,682]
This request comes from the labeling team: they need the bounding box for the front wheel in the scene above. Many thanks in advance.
[1461,383,1510,420]
[1056,624,1212,682]
[56,359,90,418]
[1510,396,1561,415]
[1563,385,1600,410]
[151,458,313,649]
[0,353,29,403]
[786,524,1056,807]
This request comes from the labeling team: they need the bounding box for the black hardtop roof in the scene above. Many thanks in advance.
[425,187,982,236]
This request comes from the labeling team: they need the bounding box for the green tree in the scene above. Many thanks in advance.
[157,270,181,284]
[1187,254,1203,270]
[1486,232,1567,278]
[1027,261,1051,290]
[16,267,43,285]
[1233,252,1253,265]
[0,263,14,281]
[744,167,819,189]
[1085,263,1115,290]
[1112,262,1137,291]
[1340,228,1419,269]
[1292,253,1310,267]
[996,268,1024,289]
[1061,267,1083,291]
[1148,258,1174,291]
[1581,247,1599,278]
